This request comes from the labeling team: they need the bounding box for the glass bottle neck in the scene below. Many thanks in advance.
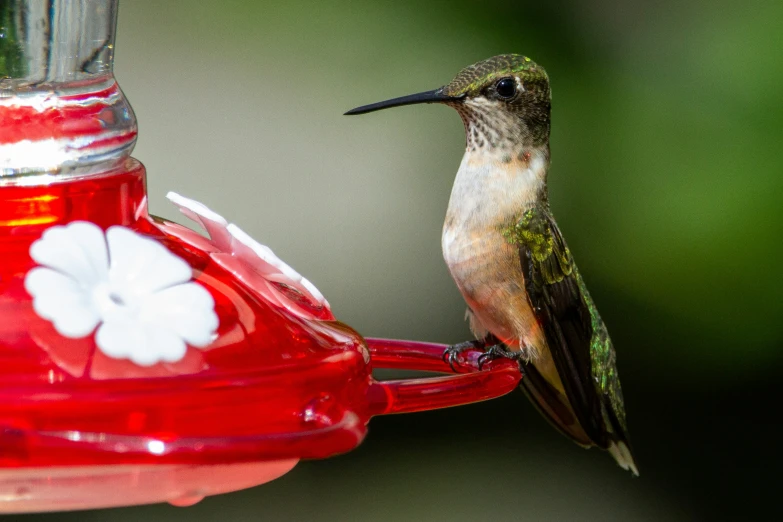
[0,0,136,181]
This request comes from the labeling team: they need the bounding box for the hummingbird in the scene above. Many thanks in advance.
[345,54,638,475]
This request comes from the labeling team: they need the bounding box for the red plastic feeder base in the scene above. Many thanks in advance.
[0,161,521,512]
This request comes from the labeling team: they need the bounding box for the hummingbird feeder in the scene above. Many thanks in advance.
[0,0,521,512]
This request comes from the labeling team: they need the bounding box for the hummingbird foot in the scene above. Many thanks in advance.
[477,344,523,370]
[443,339,487,371]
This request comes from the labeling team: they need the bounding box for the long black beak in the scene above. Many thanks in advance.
[344,88,459,115]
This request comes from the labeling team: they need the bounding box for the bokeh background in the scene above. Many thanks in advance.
[12,0,782,520]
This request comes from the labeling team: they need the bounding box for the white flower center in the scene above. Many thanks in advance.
[92,282,139,321]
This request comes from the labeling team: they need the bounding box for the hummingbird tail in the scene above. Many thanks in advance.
[608,440,639,476]
[519,360,640,475]
[517,363,594,447]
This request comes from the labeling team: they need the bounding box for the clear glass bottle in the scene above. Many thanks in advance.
[0,0,135,178]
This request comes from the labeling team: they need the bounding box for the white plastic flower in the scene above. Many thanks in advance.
[24,222,219,366]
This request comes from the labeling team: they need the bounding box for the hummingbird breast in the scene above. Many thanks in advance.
[441,148,549,358]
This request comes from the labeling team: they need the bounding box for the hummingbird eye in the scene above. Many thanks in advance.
[495,78,517,99]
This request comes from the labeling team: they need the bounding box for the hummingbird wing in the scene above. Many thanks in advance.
[510,205,637,473]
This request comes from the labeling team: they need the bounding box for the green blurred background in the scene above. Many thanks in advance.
[13,0,783,520]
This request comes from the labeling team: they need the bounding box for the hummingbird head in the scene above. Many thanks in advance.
[346,54,551,151]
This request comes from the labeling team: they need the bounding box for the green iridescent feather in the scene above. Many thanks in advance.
[443,54,548,97]
[502,205,628,433]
